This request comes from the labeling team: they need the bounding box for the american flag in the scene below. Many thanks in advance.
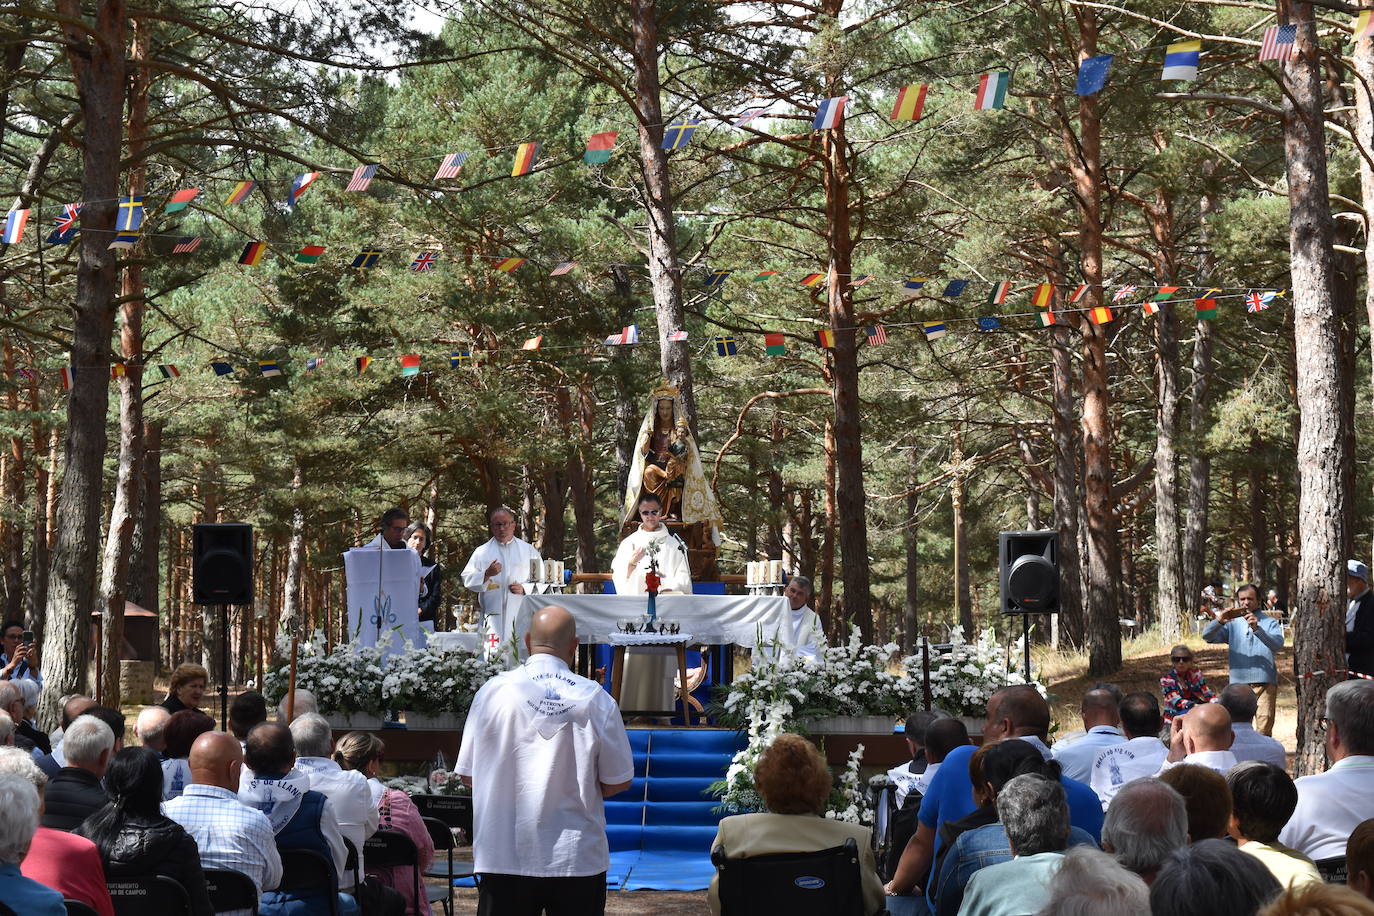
[306,357,324,372]
[667,329,689,342]
[866,325,888,345]
[172,237,202,254]
[1246,292,1272,312]
[346,164,379,192]
[13,368,38,380]
[53,202,82,233]
[433,152,468,179]
[549,261,576,276]
[410,251,439,272]
[603,332,623,345]
[1259,24,1297,61]
[1112,284,1138,302]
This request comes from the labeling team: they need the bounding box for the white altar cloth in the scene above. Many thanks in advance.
[509,593,791,649]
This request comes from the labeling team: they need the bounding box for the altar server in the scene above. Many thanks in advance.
[611,493,692,714]
[461,507,541,658]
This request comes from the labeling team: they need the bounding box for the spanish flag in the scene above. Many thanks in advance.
[1089,305,1113,324]
[891,84,928,121]
[493,257,525,273]
[1031,283,1054,308]
[239,242,267,266]
[511,142,540,176]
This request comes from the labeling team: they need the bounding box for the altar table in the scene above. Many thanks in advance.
[509,593,793,649]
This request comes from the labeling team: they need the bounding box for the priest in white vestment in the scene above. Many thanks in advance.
[612,493,692,712]
[757,575,824,664]
[461,507,542,659]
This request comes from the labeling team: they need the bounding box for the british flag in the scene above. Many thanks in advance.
[667,329,689,342]
[53,202,82,233]
[1246,291,1272,312]
[410,251,439,272]
[1112,285,1138,302]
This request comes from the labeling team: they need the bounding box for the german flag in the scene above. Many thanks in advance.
[511,142,541,176]
[238,242,267,266]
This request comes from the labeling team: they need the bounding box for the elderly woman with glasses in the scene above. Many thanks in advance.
[1160,645,1216,724]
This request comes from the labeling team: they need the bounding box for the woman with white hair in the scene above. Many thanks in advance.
[0,771,65,914]
[13,677,48,754]
[1034,846,1149,916]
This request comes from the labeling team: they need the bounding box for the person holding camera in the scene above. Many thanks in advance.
[1202,584,1284,736]
[0,620,40,687]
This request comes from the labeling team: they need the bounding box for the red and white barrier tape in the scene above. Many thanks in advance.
[1297,668,1374,681]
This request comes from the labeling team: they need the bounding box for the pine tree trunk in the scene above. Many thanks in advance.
[128,420,161,613]
[819,48,872,642]
[1051,326,1084,647]
[569,386,598,577]
[2,342,26,623]
[629,0,696,430]
[40,0,127,725]
[1069,11,1121,676]
[97,20,150,706]
[1150,210,1186,641]
[1283,3,1354,776]
[24,413,53,629]
[903,461,920,654]
[951,427,971,634]
[819,418,837,639]
[281,466,305,637]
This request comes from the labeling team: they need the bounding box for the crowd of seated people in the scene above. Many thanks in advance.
[723,676,1374,916]
[0,684,431,916]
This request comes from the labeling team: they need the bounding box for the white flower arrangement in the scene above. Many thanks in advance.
[264,632,386,714]
[265,633,503,718]
[381,645,504,716]
[710,625,1046,820]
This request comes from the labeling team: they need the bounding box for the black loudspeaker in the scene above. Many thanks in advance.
[999,530,1059,615]
[193,523,254,605]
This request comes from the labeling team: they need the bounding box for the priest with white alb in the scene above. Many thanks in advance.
[612,492,692,713]
[461,507,542,659]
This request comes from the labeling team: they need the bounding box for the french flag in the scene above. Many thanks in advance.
[812,96,848,131]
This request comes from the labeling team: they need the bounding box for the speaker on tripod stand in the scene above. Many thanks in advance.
[193,523,254,729]
[999,530,1060,677]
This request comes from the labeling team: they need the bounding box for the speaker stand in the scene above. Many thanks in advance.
[218,605,231,730]
[1023,612,1031,683]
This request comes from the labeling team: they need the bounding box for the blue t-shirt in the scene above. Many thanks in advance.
[916,741,1105,896]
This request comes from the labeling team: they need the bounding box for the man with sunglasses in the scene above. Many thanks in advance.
[611,493,693,714]
[1203,583,1284,736]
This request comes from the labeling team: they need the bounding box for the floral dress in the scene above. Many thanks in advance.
[1160,667,1215,722]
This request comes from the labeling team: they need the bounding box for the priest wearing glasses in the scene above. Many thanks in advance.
[611,493,692,715]
[461,507,542,658]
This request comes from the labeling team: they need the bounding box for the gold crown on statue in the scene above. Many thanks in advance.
[652,380,680,398]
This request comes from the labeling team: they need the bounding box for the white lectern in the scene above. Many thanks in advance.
[344,547,422,656]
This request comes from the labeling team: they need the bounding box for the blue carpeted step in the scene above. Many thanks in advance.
[641,824,721,853]
[644,801,726,826]
[608,777,647,801]
[627,730,652,754]
[646,729,744,755]
[632,754,649,778]
[605,800,646,825]
[645,776,718,802]
[607,823,643,853]
[648,752,734,778]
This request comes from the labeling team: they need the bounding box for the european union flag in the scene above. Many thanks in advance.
[942,280,968,297]
[714,336,738,356]
[977,317,1002,331]
[209,362,234,376]
[1076,55,1114,96]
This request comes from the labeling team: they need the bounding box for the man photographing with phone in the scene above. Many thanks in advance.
[1,620,41,687]
[1202,584,1283,736]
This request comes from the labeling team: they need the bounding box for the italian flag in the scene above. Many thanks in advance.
[1037,310,1056,327]
[974,72,1010,110]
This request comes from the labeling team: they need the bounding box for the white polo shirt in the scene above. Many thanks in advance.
[1279,755,1374,861]
[1090,736,1168,809]
[457,652,634,877]
[1053,725,1125,783]
[1157,749,1238,776]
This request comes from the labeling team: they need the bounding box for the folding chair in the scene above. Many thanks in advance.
[204,867,260,914]
[410,794,473,842]
[276,848,340,916]
[106,875,193,916]
[363,829,423,912]
[1316,855,1348,884]
[422,814,472,916]
[711,837,872,916]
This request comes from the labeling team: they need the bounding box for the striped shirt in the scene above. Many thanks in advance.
[164,784,282,916]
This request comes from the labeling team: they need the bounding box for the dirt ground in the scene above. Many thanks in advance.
[1037,624,1300,756]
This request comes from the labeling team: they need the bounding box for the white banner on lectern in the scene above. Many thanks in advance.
[343,547,422,656]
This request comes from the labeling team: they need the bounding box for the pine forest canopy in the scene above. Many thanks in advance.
[0,0,1368,772]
